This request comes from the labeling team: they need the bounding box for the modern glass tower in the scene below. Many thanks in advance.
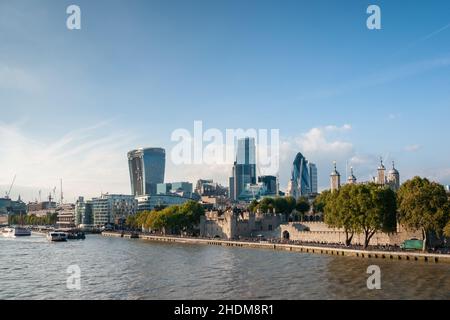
[308,163,318,194]
[287,152,311,198]
[128,148,165,196]
[229,137,257,201]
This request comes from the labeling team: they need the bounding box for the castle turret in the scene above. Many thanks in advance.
[330,161,341,192]
[377,157,386,186]
[347,166,357,185]
[387,161,400,191]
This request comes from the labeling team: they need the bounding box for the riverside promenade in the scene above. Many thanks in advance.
[102,232,450,264]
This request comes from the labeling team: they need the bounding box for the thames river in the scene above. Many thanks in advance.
[0,234,449,300]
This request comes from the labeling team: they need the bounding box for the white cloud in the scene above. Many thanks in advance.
[404,144,421,152]
[0,64,41,93]
[294,125,353,155]
[0,120,136,202]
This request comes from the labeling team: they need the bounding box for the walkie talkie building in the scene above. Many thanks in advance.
[128,148,166,196]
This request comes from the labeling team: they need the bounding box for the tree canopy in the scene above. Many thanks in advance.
[397,177,449,250]
[323,183,397,248]
[126,201,205,235]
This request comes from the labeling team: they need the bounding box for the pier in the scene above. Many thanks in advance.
[101,232,450,264]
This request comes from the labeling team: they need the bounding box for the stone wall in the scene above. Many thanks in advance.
[280,222,422,246]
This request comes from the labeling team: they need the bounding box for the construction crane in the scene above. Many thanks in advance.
[5,174,16,199]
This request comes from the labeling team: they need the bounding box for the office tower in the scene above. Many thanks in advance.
[330,161,341,192]
[128,148,165,196]
[287,152,310,199]
[229,137,257,201]
[308,163,318,194]
[157,182,193,195]
[91,194,137,227]
[258,175,277,195]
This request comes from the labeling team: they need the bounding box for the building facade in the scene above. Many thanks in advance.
[258,175,277,195]
[89,194,137,227]
[128,148,165,196]
[287,152,311,199]
[136,194,195,212]
[56,204,76,229]
[330,161,341,192]
[229,137,257,201]
[308,163,318,194]
[200,209,283,240]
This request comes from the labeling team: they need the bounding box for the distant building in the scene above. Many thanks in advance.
[157,182,193,195]
[0,196,27,215]
[229,138,257,201]
[200,196,229,210]
[347,166,357,185]
[445,185,450,192]
[75,197,93,228]
[330,161,341,192]
[27,197,57,217]
[56,204,76,229]
[308,163,318,194]
[287,152,311,199]
[128,148,165,196]
[89,194,137,227]
[331,158,400,192]
[136,194,195,212]
[200,209,282,240]
[376,157,386,187]
[195,179,228,197]
[387,161,400,191]
[258,175,277,195]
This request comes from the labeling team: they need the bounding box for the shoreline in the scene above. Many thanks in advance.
[101,232,450,264]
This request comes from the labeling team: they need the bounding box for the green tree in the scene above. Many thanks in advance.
[248,199,259,213]
[259,197,274,214]
[295,197,310,221]
[324,186,357,246]
[397,177,450,251]
[444,221,450,238]
[352,184,397,249]
[273,197,288,214]
[285,196,297,214]
[313,190,330,214]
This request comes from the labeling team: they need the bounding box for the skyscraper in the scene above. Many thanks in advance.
[128,148,165,196]
[229,137,257,201]
[308,163,318,194]
[286,152,311,199]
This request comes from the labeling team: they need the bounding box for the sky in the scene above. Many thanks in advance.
[1,0,450,202]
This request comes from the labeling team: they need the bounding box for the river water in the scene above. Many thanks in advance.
[0,234,449,300]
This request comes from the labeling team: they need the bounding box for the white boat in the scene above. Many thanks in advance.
[1,227,31,237]
[47,231,67,242]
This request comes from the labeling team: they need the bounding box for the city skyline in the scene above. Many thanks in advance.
[1,0,450,201]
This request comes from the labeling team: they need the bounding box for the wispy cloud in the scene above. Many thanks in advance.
[0,120,136,202]
[298,56,450,101]
[0,64,42,93]
[404,144,421,152]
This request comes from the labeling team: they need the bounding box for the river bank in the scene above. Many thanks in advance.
[102,231,450,264]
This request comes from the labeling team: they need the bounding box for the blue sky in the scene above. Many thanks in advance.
[1,0,450,201]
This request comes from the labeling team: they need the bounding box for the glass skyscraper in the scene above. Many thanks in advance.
[308,163,318,194]
[229,137,257,201]
[128,148,166,196]
[287,152,312,198]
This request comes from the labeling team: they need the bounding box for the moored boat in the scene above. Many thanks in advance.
[1,227,31,237]
[67,231,86,240]
[47,231,67,242]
